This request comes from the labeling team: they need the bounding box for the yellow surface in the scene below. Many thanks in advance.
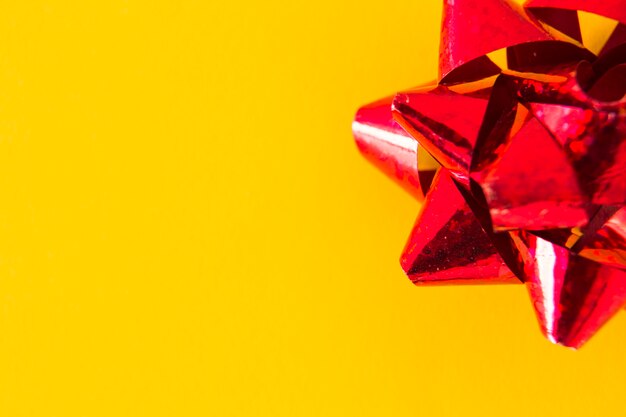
[0,1,624,416]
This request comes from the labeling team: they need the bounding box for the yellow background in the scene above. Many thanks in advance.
[0,1,623,416]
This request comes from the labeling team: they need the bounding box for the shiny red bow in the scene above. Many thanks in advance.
[353,0,626,348]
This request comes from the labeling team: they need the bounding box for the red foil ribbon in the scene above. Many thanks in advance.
[353,0,626,349]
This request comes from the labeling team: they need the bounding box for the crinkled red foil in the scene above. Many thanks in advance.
[353,0,626,349]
